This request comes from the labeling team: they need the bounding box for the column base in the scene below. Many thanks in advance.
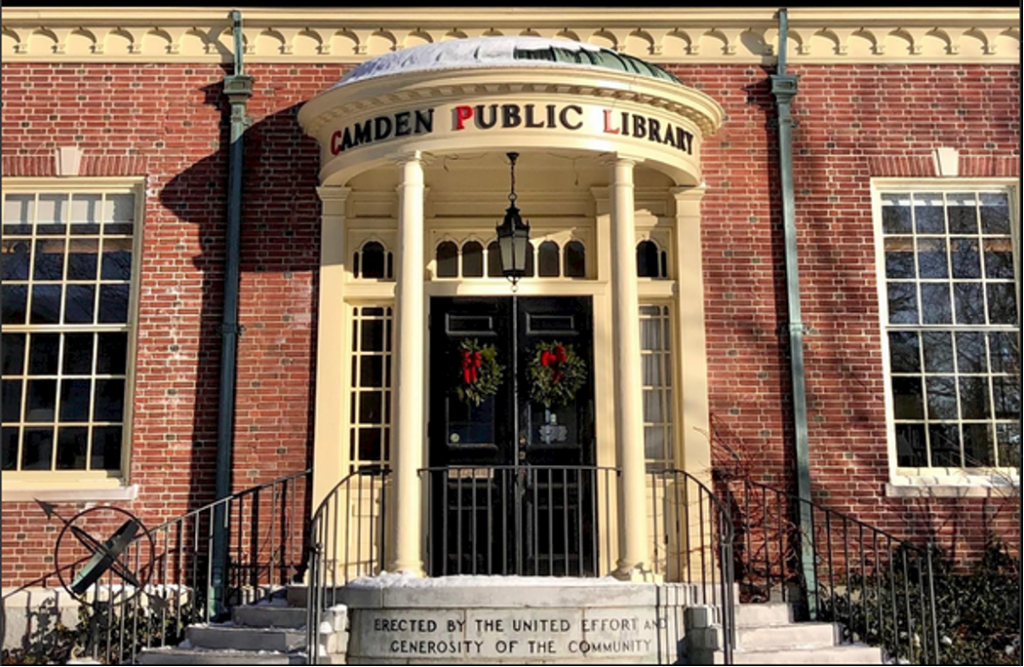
[613,561,657,582]
[385,562,426,578]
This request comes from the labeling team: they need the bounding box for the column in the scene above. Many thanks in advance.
[609,156,651,579]
[311,187,351,516]
[669,186,712,582]
[389,151,426,575]
[671,186,710,475]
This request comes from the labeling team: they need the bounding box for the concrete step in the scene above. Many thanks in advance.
[735,621,838,650]
[233,603,308,629]
[135,647,302,665]
[734,602,793,627]
[186,624,306,653]
[731,643,884,665]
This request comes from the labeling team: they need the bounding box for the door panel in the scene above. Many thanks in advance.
[429,297,512,468]
[517,297,594,467]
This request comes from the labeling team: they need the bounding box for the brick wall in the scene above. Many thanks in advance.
[677,62,1021,563]
[0,63,345,582]
[1,61,1018,583]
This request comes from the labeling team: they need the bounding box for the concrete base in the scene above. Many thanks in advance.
[337,576,709,665]
[2,587,82,653]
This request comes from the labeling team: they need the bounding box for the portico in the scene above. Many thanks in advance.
[298,36,723,580]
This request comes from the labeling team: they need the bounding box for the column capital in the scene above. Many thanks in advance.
[388,149,435,167]
[669,184,708,203]
[600,153,643,169]
[671,185,708,220]
[316,185,352,203]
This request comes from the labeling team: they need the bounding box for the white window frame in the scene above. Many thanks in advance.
[872,178,1021,495]
[346,303,394,471]
[640,302,677,471]
[1,177,144,501]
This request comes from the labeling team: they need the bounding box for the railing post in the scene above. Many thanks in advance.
[926,541,940,664]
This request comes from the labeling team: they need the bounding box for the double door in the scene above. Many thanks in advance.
[427,296,596,575]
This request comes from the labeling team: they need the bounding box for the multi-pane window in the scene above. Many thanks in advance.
[349,305,393,469]
[878,189,1020,470]
[2,189,137,473]
[641,304,674,470]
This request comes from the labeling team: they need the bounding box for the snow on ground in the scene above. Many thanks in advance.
[347,570,626,588]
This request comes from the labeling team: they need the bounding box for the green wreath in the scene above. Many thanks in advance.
[526,340,587,409]
[454,339,505,406]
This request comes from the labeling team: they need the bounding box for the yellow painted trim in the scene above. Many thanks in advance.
[2,8,1018,64]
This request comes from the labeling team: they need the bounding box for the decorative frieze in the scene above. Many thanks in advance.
[2,8,1019,64]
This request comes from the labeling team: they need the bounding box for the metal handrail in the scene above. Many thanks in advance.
[721,475,940,664]
[305,464,390,665]
[647,467,737,663]
[2,469,311,665]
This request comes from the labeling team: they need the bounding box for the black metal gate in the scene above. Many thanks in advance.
[421,465,615,576]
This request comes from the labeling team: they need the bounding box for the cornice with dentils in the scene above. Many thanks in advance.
[2,7,1020,65]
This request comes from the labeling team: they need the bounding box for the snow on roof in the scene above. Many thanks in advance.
[335,36,679,88]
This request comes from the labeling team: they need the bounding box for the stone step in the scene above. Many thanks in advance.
[186,624,306,653]
[736,621,838,650]
[233,603,308,629]
[734,602,793,627]
[731,643,884,665]
[135,647,302,665]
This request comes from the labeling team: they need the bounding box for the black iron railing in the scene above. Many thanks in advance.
[722,477,940,664]
[305,464,390,665]
[1,469,310,665]
[647,468,736,663]
[421,465,618,577]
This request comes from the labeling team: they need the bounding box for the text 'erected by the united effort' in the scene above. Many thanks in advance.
[363,612,668,659]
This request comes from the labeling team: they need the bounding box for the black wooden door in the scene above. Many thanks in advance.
[427,296,595,575]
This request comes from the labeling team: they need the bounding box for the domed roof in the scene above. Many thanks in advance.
[336,36,679,87]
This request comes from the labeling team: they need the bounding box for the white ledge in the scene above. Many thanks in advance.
[1,484,139,503]
[885,482,1019,499]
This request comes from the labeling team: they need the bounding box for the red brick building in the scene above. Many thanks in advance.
[1,7,1019,603]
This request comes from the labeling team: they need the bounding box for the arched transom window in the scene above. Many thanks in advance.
[434,238,587,279]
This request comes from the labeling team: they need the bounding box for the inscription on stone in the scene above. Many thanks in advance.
[353,608,667,659]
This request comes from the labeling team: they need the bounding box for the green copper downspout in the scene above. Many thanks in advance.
[211,8,253,619]
[771,7,817,617]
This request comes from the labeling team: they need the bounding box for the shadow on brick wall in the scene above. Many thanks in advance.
[158,79,319,520]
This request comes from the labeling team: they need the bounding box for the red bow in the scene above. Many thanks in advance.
[540,345,567,383]
[461,349,482,385]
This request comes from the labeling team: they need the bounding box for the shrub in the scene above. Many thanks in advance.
[818,537,1020,665]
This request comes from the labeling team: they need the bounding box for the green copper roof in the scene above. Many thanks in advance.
[337,36,681,87]
[512,42,678,84]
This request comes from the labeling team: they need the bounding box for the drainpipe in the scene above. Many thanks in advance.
[771,7,817,617]
[211,8,253,619]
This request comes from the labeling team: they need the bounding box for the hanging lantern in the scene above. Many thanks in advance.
[495,152,530,286]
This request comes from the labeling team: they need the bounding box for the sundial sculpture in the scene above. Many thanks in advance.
[39,500,155,607]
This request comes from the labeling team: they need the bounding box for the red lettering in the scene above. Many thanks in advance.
[602,109,620,135]
[330,130,342,155]
[454,105,473,130]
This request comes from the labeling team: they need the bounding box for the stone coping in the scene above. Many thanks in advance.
[333,578,706,609]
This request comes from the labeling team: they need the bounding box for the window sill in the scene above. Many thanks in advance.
[886,472,1020,498]
[1,483,138,503]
